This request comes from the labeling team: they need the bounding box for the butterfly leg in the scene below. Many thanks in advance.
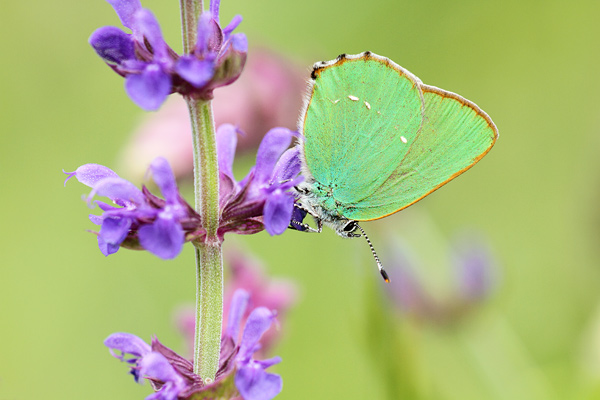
[289,202,323,233]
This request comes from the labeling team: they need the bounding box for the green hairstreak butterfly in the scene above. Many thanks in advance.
[292,52,498,282]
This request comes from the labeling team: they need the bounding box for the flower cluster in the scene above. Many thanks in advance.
[63,157,197,258]
[106,289,282,400]
[216,124,302,237]
[90,0,247,110]
[64,126,300,258]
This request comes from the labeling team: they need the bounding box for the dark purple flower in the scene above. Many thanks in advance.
[105,289,282,400]
[64,157,201,258]
[214,124,302,238]
[89,0,247,110]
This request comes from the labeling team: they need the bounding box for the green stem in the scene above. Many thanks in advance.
[193,241,223,384]
[188,98,220,235]
[179,0,202,53]
[180,0,223,384]
[186,97,223,384]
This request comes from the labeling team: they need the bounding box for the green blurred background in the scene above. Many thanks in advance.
[2,0,600,399]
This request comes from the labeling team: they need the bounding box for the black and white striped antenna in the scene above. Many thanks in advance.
[354,223,390,283]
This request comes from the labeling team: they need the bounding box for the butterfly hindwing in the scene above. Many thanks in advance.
[344,84,498,221]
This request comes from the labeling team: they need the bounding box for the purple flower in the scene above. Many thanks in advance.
[214,124,302,238]
[64,128,300,256]
[105,289,282,400]
[383,232,498,324]
[451,234,497,301]
[89,0,247,110]
[63,157,200,258]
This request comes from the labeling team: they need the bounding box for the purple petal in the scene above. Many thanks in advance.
[106,0,142,29]
[289,206,308,232]
[454,238,496,300]
[88,177,145,205]
[254,356,282,370]
[195,12,213,54]
[263,191,294,236]
[149,157,179,203]
[225,289,250,342]
[132,9,168,61]
[98,216,132,255]
[254,128,293,184]
[175,56,215,88]
[223,15,243,36]
[98,235,121,256]
[104,332,151,359]
[216,124,238,179]
[239,307,277,360]
[125,64,171,111]
[139,352,183,386]
[271,147,301,183]
[230,33,248,52]
[96,200,118,212]
[138,216,184,259]
[210,0,221,23]
[64,163,119,187]
[140,353,186,400]
[89,26,135,65]
[235,366,282,400]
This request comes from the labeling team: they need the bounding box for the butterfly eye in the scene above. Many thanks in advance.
[343,221,356,232]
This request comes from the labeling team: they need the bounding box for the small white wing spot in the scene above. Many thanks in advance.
[348,95,359,101]
[329,98,340,104]
[364,101,371,109]
[400,136,408,144]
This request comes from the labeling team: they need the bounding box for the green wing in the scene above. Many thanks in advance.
[301,53,498,221]
[346,84,498,221]
[302,54,425,205]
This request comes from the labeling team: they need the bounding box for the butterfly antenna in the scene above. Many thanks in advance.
[354,223,390,283]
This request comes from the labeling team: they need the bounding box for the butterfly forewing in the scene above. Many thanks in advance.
[302,55,425,206]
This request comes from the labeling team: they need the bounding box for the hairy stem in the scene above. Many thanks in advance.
[179,0,202,53]
[181,0,223,384]
[187,97,223,382]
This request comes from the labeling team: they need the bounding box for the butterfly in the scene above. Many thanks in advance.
[291,52,499,282]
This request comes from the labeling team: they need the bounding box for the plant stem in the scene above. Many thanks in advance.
[180,0,224,384]
[179,0,201,53]
[187,97,223,383]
